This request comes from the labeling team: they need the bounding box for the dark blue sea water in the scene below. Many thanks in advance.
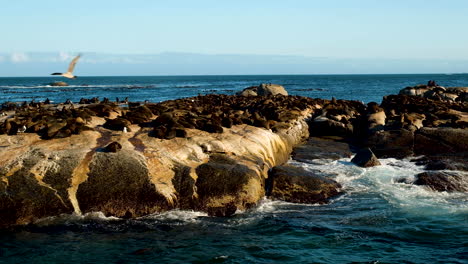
[1,75,467,264]
[1,74,468,104]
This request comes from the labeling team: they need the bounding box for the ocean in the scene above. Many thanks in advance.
[1,74,468,104]
[0,74,467,264]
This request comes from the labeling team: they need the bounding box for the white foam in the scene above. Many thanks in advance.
[34,211,120,226]
[292,157,468,215]
[141,209,207,223]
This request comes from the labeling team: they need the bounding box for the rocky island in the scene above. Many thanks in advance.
[0,83,467,228]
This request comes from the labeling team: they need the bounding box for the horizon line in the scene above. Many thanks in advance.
[0,72,466,78]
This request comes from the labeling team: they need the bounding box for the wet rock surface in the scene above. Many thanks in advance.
[414,171,468,192]
[412,154,468,171]
[266,165,342,204]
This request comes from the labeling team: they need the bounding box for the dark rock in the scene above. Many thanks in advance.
[104,142,122,153]
[365,129,414,158]
[207,202,237,217]
[266,165,342,204]
[414,171,468,192]
[413,155,468,171]
[414,127,468,156]
[351,148,381,167]
[292,137,353,162]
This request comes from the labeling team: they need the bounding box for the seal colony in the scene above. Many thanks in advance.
[0,83,467,228]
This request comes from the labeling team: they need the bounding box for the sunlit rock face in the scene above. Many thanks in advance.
[0,94,316,227]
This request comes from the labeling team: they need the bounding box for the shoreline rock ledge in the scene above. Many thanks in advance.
[0,94,336,228]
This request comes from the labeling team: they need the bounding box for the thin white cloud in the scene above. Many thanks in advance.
[0,55,4,62]
[58,51,73,62]
[10,52,29,63]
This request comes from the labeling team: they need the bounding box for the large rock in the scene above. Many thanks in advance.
[414,127,468,155]
[365,129,414,158]
[292,137,353,162]
[266,165,341,204]
[237,84,288,97]
[413,155,468,171]
[195,154,264,216]
[0,95,314,227]
[257,83,288,96]
[237,86,258,97]
[351,148,381,167]
[398,85,464,102]
[414,171,468,192]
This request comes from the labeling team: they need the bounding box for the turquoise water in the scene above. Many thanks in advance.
[1,74,468,104]
[0,75,467,263]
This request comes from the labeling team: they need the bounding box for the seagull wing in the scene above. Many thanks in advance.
[67,54,81,73]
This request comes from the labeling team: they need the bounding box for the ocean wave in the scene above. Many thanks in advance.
[33,211,120,227]
[293,157,468,215]
[140,209,208,223]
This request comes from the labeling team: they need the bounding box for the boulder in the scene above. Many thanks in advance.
[266,165,342,204]
[414,127,468,156]
[195,154,264,216]
[257,83,288,96]
[237,86,258,97]
[414,171,468,192]
[412,154,468,171]
[351,148,381,167]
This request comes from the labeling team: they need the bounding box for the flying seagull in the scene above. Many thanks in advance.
[51,54,81,79]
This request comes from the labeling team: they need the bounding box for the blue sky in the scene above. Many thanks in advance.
[1,0,468,75]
